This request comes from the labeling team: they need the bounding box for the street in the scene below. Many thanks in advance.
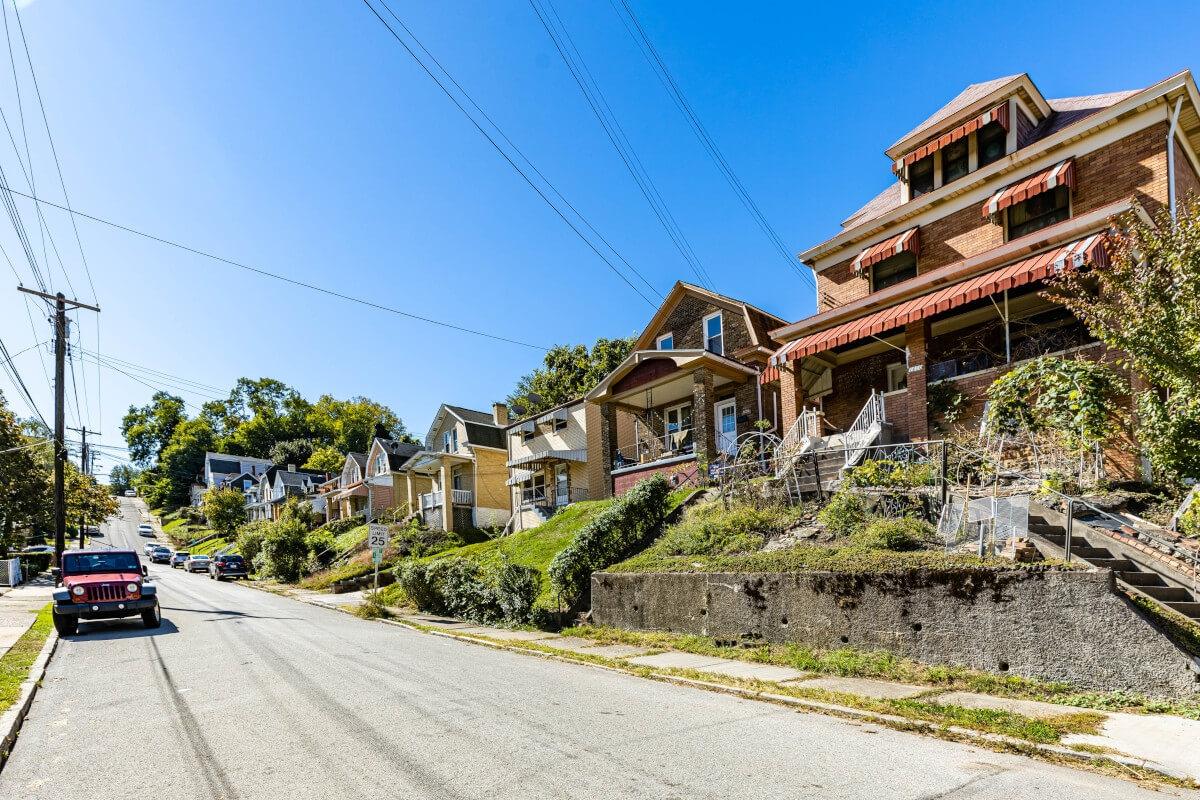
[0,498,1189,800]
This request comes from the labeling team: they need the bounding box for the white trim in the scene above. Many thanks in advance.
[714,397,737,456]
[656,332,674,350]
[702,311,724,356]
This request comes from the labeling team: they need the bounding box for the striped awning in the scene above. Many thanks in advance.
[516,420,536,434]
[763,235,1108,381]
[853,227,920,275]
[983,159,1074,219]
[896,102,1009,173]
[535,407,569,425]
[506,468,535,487]
[506,449,587,468]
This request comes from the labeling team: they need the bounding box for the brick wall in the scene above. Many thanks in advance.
[815,122,1173,313]
[651,295,755,354]
[1174,138,1200,208]
[612,458,701,496]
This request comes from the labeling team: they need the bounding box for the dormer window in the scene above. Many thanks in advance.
[656,332,673,350]
[871,252,917,291]
[983,158,1074,241]
[374,453,387,476]
[909,155,934,197]
[442,429,458,453]
[942,139,969,184]
[703,312,723,356]
[978,121,1006,168]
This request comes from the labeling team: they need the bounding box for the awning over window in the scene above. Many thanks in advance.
[763,235,1108,380]
[506,449,587,468]
[853,227,920,275]
[506,468,535,487]
[983,159,1075,219]
[535,407,570,425]
[896,102,1009,173]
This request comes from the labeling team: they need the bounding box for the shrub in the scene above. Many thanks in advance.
[395,561,443,613]
[257,518,310,582]
[548,475,670,606]
[235,521,271,568]
[852,517,931,551]
[494,560,541,624]
[320,514,365,538]
[435,557,500,622]
[649,501,806,557]
[304,527,337,566]
[817,491,867,538]
[1179,498,1200,538]
[18,552,52,576]
[844,459,935,489]
[392,523,462,558]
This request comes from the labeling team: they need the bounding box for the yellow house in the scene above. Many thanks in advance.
[505,398,591,531]
[402,404,512,533]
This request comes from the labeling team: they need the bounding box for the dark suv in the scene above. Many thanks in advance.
[209,554,248,581]
[51,549,161,636]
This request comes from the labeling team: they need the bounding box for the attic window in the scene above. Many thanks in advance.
[1007,185,1070,240]
[656,332,673,350]
[942,139,969,184]
[978,121,1006,168]
[909,155,934,197]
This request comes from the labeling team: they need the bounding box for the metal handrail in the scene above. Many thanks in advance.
[616,426,695,466]
[844,391,886,468]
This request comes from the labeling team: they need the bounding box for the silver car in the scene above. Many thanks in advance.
[184,555,211,573]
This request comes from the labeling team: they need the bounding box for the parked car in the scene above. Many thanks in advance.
[184,555,211,573]
[124,490,136,497]
[50,548,160,636]
[209,554,247,581]
[170,551,190,568]
[143,542,159,556]
[137,524,154,537]
[21,545,53,554]
[150,547,172,564]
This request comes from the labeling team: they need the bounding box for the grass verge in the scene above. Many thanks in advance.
[0,604,53,716]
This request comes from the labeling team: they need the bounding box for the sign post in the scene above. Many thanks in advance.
[367,523,390,598]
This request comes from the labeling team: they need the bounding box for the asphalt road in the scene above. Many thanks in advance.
[0,498,1190,800]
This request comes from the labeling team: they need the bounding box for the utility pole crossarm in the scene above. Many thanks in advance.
[15,285,100,312]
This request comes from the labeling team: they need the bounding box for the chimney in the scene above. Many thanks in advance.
[287,463,296,472]
[492,402,509,426]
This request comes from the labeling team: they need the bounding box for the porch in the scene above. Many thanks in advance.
[404,450,475,532]
[586,349,759,496]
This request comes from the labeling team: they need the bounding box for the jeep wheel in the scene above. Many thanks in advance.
[52,610,77,637]
[142,600,161,629]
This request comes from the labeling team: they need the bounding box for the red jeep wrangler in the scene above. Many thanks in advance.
[51,549,161,636]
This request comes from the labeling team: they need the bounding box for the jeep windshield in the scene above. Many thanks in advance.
[62,552,139,575]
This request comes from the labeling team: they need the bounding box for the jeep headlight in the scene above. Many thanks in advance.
[71,585,85,596]
[126,583,139,594]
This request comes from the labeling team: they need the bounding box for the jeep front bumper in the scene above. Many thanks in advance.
[53,598,157,618]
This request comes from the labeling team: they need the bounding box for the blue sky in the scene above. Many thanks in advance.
[0,0,1196,478]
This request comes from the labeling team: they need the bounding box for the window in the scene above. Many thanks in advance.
[909,155,934,197]
[374,453,387,476]
[442,428,458,453]
[871,251,917,291]
[521,428,534,443]
[554,417,568,432]
[885,362,908,393]
[942,139,969,184]
[977,121,1006,168]
[656,332,673,350]
[1007,185,1070,240]
[703,312,723,355]
[665,402,692,434]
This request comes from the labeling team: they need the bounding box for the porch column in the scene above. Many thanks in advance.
[405,471,414,510]
[594,402,616,499]
[903,320,931,440]
[779,361,801,436]
[692,368,717,476]
[440,462,454,532]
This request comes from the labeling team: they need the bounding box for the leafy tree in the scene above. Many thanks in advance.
[0,392,50,549]
[107,464,139,494]
[135,417,216,509]
[506,336,634,416]
[1050,200,1200,482]
[120,391,186,465]
[306,395,412,454]
[303,445,345,474]
[270,438,317,468]
[203,487,248,539]
[985,356,1124,450]
[65,463,119,533]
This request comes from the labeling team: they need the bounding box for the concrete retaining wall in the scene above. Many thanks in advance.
[591,568,1200,698]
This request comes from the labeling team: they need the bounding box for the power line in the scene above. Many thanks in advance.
[80,348,225,395]
[0,182,552,351]
[0,333,47,427]
[610,0,814,288]
[79,352,224,404]
[362,0,661,307]
[530,0,716,291]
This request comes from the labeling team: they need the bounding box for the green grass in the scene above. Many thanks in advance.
[0,604,53,716]
[189,536,233,556]
[333,524,369,554]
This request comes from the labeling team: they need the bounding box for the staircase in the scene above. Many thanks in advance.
[1028,505,1200,622]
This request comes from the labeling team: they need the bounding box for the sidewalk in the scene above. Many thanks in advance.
[283,585,1200,784]
[0,576,55,658]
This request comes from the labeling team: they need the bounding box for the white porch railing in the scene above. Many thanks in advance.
[419,491,443,510]
[421,488,474,509]
[844,390,886,468]
[451,488,473,505]
[774,408,822,477]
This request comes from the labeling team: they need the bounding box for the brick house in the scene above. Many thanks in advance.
[762,70,1200,478]
[363,435,424,519]
[401,404,512,532]
[586,281,786,496]
[505,397,591,530]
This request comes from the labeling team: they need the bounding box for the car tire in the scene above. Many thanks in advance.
[52,610,77,637]
[142,600,161,629]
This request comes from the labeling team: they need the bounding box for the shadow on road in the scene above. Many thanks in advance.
[159,606,304,622]
[72,618,181,640]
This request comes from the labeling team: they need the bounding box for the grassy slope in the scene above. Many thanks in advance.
[0,604,52,715]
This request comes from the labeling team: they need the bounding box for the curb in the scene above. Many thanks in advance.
[0,628,59,770]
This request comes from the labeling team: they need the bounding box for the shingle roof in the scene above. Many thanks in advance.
[463,421,505,450]
[445,405,496,426]
[890,75,1023,151]
[348,452,367,470]
[373,437,422,470]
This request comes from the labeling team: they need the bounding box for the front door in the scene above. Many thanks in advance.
[554,464,569,507]
[715,399,737,456]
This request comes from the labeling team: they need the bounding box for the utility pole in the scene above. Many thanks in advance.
[16,286,100,568]
[68,425,98,549]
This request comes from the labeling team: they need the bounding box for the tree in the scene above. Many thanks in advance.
[303,445,345,474]
[506,336,634,416]
[203,487,248,539]
[136,417,216,509]
[64,463,119,533]
[0,392,50,550]
[270,438,317,468]
[306,395,412,454]
[1051,199,1200,483]
[120,392,186,465]
[108,464,139,494]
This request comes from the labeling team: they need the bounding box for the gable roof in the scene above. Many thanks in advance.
[423,404,504,450]
[632,281,787,351]
[369,437,423,470]
[888,75,1029,155]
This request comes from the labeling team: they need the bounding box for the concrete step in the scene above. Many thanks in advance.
[1140,585,1195,603]
[1028,521,1062,535]
[1088,558,1138,572]
[1118,570,1168,587]
[1072,546,1114,560]
[1165,602,1200,619]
